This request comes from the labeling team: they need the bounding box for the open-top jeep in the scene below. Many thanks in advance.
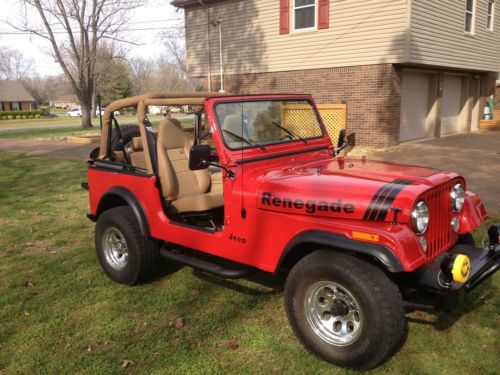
[84,92,500,369]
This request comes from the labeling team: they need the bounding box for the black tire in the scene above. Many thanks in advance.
[285,251,406,370]
[95,206,159,285]
[110,125,141,151]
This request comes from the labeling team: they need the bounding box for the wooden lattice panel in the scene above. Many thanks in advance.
[281,104,347,143]
[317,104,347,143]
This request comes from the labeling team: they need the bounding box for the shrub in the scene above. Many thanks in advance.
[0,109,47,120]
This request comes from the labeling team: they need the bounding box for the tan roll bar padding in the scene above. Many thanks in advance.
[98,92,225,174]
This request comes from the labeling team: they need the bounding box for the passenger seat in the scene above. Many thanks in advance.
[156,118,224,213]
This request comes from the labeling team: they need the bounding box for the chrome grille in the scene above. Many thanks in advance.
[422,181,458,259]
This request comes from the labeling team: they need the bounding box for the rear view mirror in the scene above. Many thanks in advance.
[189,144,211,170]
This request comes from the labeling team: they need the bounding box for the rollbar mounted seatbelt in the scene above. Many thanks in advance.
[112,117,132,168]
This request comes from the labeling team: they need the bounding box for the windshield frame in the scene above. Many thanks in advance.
[213,98,326,151]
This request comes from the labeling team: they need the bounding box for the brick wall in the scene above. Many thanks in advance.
[204,65,496,147]
[205,64,402,148]
[21,102,32,110]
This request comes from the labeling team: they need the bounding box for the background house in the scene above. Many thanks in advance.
[173,0,500,147]
[51,95,79,109]
[0,80,35,111]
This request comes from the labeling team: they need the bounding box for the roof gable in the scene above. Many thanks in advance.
[0,80,35,102]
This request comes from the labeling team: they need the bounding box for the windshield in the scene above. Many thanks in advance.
[215,99,323,150]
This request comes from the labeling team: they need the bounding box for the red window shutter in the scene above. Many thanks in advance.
[318,0,330,30]
[279,0,290,35]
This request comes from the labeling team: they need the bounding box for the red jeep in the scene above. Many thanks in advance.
[84,92,499,369]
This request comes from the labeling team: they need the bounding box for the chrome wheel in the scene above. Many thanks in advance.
[102,227,128,271]
[304,281,362,346]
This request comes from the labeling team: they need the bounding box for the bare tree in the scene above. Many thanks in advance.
[15,0,141,127]
[160,28,200,90]
[0,46,34,80]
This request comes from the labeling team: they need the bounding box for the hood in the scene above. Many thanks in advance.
[256,157,460,223]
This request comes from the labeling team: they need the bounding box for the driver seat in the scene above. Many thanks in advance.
[156,118,223,213]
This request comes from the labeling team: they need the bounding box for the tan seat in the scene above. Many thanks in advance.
[129,137,147,170]
[157,118,223,213]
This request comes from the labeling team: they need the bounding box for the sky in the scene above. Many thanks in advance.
[0,0,184,76]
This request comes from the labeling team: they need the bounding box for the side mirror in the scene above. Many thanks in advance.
[337,129,346,147]
[189,144,211,170]
[334,130,356,156]
[346,132,356,147]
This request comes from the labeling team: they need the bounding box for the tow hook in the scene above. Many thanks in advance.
[487,224,500,253]
[441,253,471,284]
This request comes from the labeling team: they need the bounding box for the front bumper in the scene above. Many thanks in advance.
[417,243,500,294]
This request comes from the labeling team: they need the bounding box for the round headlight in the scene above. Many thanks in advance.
[412,201,429,234]
[450,183,465,212]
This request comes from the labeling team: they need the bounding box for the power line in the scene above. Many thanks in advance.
[0,26,183,35]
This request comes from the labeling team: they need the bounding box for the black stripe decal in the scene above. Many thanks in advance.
[363,178,406,220]
[374,180,414,221]
[363,179,414,222]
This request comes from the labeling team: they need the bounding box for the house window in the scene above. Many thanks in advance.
[293,0,316,31]
[465,0,475,33]
[487,0,495,31]
[11,102,20,111]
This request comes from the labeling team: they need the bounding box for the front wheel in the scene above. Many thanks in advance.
[95,206,159,285]
[285,251,406,370]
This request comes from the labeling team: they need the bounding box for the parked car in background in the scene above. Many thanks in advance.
[67,108,82,117]
[96,108,120,116]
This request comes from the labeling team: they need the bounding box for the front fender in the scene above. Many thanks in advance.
[277,230,405,273]
[459,191,488,234]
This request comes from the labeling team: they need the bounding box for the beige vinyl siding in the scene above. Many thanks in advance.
[410,0,500,72]
[185,0,409,77]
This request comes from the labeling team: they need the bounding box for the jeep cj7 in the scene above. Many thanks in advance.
[83,92,500,370]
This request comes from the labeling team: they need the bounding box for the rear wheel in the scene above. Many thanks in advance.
[95,206,158,285]
[285,251,406,370]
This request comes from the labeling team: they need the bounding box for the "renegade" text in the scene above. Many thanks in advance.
[261,192,355,214]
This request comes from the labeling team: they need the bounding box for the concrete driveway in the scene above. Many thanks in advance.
[369,132,500,216]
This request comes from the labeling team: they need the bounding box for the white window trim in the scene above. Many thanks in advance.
[487,0,495,31]
[292,0,318,33]
[465,0,476,34]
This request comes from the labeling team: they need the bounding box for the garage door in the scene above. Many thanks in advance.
[441,75,463,135]
[400,72,430,141]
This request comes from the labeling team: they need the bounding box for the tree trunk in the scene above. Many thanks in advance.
[81,102,93,128]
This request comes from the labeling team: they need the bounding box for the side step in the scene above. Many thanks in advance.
[160,247,257,279]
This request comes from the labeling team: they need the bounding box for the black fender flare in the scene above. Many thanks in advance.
[96,187,150,236]
[277,230,404,273]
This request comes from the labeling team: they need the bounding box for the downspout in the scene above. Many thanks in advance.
[198,0,212,91]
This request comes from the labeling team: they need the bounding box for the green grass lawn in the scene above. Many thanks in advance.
[0,150,498,374]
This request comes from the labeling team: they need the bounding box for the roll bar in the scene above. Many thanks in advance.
[98,92,225,174]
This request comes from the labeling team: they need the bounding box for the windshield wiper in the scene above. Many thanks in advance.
[271,121,307,144]
[223,129,266,150]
